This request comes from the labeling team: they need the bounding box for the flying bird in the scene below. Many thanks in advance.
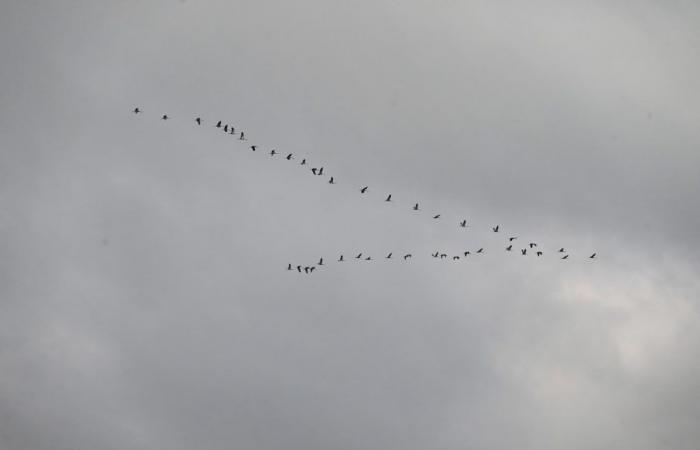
[529,243,537,248]
[250,145,257,151]
[509,237,517,241]
[590,253,597,259]
[270,149,277,156]
[561,255,569,260]
[286,153,293,160]
[318,167,324,175]
[386,253,392,259]
[297,265,302,272]
[195,117,201,125]
[440,254,447,259]
[385,194,392,202]
[360,186,368,193]
[459,220,467,227]
[311,168,318,175]
[230,127,236,135]
[328,177,334,184]
[287,263,292,270]
[521,249,527,255]
[304,266,310,274]
[536,251,543,257]
[476,248,484,253]
[464,251,471,256]
[223,124,228,132]
[403,254,412,260]
[433,214,441,219]
[338,255,345,262]
[453,256,460,261]
[318,258,324,266]
[133,107,141,114]
[239,132,245,140]
[216,121,222,128]
[356,253,363,259]
[558,248,565,253]
[432,252,439,258]
[161,114,169,120]
[300,159,306,165]
[492,225,499,232]
[365,256,372,261]
[310,267,316,273]
[413,203,419,211]
[506,245,512,251]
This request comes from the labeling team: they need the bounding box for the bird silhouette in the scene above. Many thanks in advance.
[413,203,419,211]
[506,245,513,251]
[440,254,447,259]
[318,167,324,175]
[230,127,236,135]
[297,265,302,272]
[250,145,257,151]
[385,194,392,202]
[453,256,460,261]
[270,150,277,156]
[590,253,596,259]
[216,120,222,128]
[521,249,527,255]
[304,266,310,274]
[133,107,141,114]
[310,267,316,273]
[476,248,484,253]
[329,177,334,184]
[239,132,245,140]
[529,243,537,248]
[509,237,517,241]
[287,263,292,270]
[338,255,345,262]
[161,114,169,120]
[459,220,467,227]
[318,258,324,266]
[433,214,441,219]
[558,248,565,253]
[360,186,368,193]
[365,256,372,261]
[311,168,318,175]
[300,159,306,165]
[536,251,543,257]
[356,253,363,259]
[223,124,228,132]
[432,252,439,258]
[492,225,499,232]
[386,253,392,259]
[561,255,569,260]
[286,153,293,160]
[195,117,201,125]
[403,254,412,260]
[464,251,471,256]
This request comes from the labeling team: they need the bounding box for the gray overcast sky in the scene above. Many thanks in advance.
[2,1,700,449]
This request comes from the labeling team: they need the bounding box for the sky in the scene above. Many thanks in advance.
[1,0,700,449]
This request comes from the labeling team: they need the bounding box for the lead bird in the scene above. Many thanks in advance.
[328,177,334,184]
[133,107,141,114]
[459,220,467,228]
[360,186,368,193]
[492,225,499,232]
[385,194,392,202]
[413,203,419,211]
[195,117,201,125]
[403,254,412,260]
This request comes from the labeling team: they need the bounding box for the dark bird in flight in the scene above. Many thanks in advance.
[360,186,368,193]
[433,214,441,219]
[432,252,439,258]
[311,168,318,175]
[297,265,302,272]
[529,243,537,248]
[403,254,412,260]
[286,153,293,160]
[230,127,236,135]
[328,177,334,184]
[365,256,372,261]
[318,258,324,266]
[304,266,310,274]
[223,124,228,132]
[287,263,292,270]
[521,249,527,255]
[133,107,141,114]
[453,256,460,261]
[476,248,484,253]
[590,253,596,259]
[386,253,392,259]
[558,248,565,253]
[270,149,277,156]
[195,117,201,125]
[440,254,447,259]
[338,255,345,262]
[318,167,324,175]
[413,203,419,211]
[250,145,257,151]
[300,159,306,165]
[561,255,569,260]
[239,132,245,140]
[161,114,169,120]
[492,225,499,232]
[216,121,222,128]
[356,253,363,259]
[536,251,543,257]
[509,237,517,241]
[385,194,392,202]
[506,245,512,251]
[310,267,316,273]
[459,220,467,227]
[464,251,471,256]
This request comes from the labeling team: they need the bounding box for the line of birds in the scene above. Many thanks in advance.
[132,108,597,271]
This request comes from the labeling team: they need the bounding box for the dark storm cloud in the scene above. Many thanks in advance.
[1,1,700,449]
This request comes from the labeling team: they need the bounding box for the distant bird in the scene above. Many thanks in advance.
[239,132,245,140]
[338,255,345,262]
[318,258,324,266]
[287,263,292,270]
[360,186,368,193]
[440,254,447,259]
[536,251,543,257]
[492,225,499,232]
[223,124,228,132]
[270,149,277,156]
[413,203,419,211]
[385,194,392,202]
[195,117,201,125]
[459,220,467,228]
[328,177,335,184]
[432,252,439,258]
[133,107,141,114]
[311,168,318,175]
[509,237,517,241]
[529,243,537,248]
[476,248,484,253]
[356,253,363,259]
[386,253,392,259]
[433,214,441,219]
[521,249,527,255]
[297,265,302,272]
[590,253,596,259]
[558,248,565,253]
[561,255,569,260]
[453,256,460,261]
[286,153,293,160]
[230,127,236,135]
[310,267,316,273]
[161,114,169,120]
[216,121,222,128]
[250,145,257,151]
[403,254,412,260]
[464,251,471,256]
[506,245,512,251]
[318,167,324,176]
[365,256,372,261]
[304,266,310,274]
[300,159,306,165]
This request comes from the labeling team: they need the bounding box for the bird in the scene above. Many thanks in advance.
[250,145,257,151]
[318,167,324,175]
[464,251,471,256]
[440,254,447,259]
[311,168,318,175]
[386,253,392,259]
[561,255,569,260]
[360,186,368,193]
[329,177,334,184]
[300,159,307,165]
[223,124,228,132]
[195,117,201,125]
[133,107,141,114]
[297,265,302,272]
[239,132,245,140]
[216,120,222,128]
[432,252,439,258]
[433,214,441,219]
[385,194,392,202]
[590,253,596,259]
[287,263,292,270]
[413,203,419,211]
[536,251,543,257]
[310,267,316,273]
[459,220,467,227]
[521,249,527,255]
[230,127,236,135]
[476,248,484,253]
[318,258,324,266]
[492,225,499,232]
[161,114,169,120]
[453,256,460,261]
[509,237,517,241]
[356,253,363,259]
[365,256,372,261]
[558,248,565,253]
[270,149,277,156]
[529,243,537,248]
[403,254,412,260]
[304,266,310,274]
[338,255,345,262]
[286,153,293,160]
[506,245,512,251]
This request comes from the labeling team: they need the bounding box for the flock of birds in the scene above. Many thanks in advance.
[132,108,597,275]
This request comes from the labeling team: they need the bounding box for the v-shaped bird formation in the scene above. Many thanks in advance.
[132,108,597,275]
